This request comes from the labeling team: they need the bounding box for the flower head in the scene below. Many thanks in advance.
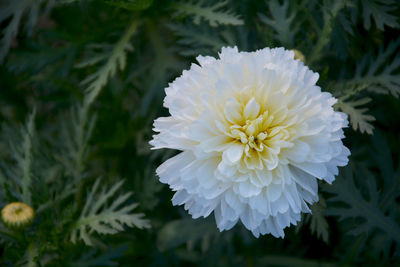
[150,47,350,237]
[1,202,35,229]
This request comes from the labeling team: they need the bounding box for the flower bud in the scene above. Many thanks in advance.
[1,202,35,229]
[293,49,305,62]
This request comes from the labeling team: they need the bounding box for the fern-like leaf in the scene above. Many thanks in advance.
[258,0,298,47]
[157,218,218,252]
[173,0,243,27]
[17,242,39,267]
[167,23,232,56]
[70,178,150,246]
[324,165,400,242]
[335,97,375,134]
[338,37,400,98]
[360,0,399,30]
[306,196,329,243]
[134,167,163,210]
[58,104,96,181]
[20,110,35,205]
[137,23,184,115]
[0,0,51,63]
[369,132,400,211]
[0,110,36,203]
[307,0,347,64]
[78,20,139,105]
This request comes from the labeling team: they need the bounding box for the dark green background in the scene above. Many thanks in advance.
[0,0,399,266]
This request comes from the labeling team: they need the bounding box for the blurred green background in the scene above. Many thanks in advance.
[0,0,399,266]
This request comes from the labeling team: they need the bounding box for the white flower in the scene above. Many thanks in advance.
[150,47,350,238]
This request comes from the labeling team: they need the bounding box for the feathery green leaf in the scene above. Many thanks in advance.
[336,37,400,98]
[167,23,232,56]
[335,97,375,134]
[173,0,243,27]
[360,0,399,30]
[0,0,49,63]
[307,196,329,243]
[324,165,400,242]
[70,178,150,246]
[21,110,35,205]
[258,0,298,47]
[79,19,139,105]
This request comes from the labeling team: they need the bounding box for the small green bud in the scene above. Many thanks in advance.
[1,202,35,229]
[292,49,305,62]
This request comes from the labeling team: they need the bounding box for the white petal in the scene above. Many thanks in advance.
[201,183,230,200]
[217,160,236,177]
[224,97,242,124]
[223,143,244,164]
[286,141,310,163]
[224,189,245,214]
[156,152,195,184]
[244,97,260,120]
[292,161,327,179]
[221,198,239,221]
[172,190,191,206]
[197,160,218,189]
[248,191,269,216]
[198,135,232,152]
[235,181,262,198]
[266,183,282,202]
[289,166,318,195]
[274,195,290,214]
[196,55,216,66]
[283,183,301,213]
[219,46,239,60]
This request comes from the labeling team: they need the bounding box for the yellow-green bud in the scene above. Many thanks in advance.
[1,202,35,229]
[292,49,305,62]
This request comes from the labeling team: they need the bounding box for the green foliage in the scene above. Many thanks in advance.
[323,131,400,260]
[157,218,218,251]
[20,110,35,205]
[71,246,128,267]
[258,0,298,48]
[17,242,39,267]
[167,23,233,56]
[338,37,400,98]
[71,179,150,246]
[324,135,400,259]
[360,0,400,30]
[77,19,139,105]
[0,110,36,203]
[0,0,400,265]
[133,167,162,210]
[336,97,375,134]
[0,106,149,264]
[333,37,400,134]
[255,255,335,267]
[307,0,347,65]
[60,104,96,181]
[105,0,153,11]
[324,165,400,241]
[173,0,243,27]
[369,132,400,213]
[0,0,45,63]
[307,196,329,243]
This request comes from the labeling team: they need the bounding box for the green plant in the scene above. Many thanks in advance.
[0,0,399,265]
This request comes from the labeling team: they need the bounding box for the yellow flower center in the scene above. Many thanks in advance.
[230,111,271,151]
[223,96,295,170]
